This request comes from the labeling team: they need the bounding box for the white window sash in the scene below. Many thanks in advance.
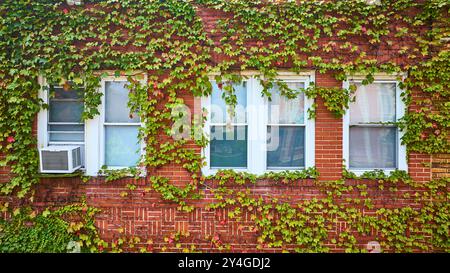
[202,71,315,176]
[37,76,87,168]
[343,74,407,175]
[85,75,146,176]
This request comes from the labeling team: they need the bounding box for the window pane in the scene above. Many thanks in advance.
[105,81,140,123]
[349,127,397,169]
[49,125,84,131]
[269,82,305,124]
[105,125,141,167]
[48,86,85,165]
[350,83,396,124]
[52,87,82,99]
[210,126,247,168]
[211,82,247,123]
[49,101,83,122]
[49,132,84,142]
[267,126,305,168]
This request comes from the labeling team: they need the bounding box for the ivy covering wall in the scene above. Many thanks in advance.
[0,0,449,252]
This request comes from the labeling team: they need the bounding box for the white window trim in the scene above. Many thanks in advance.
[39,75,146,176]
[86,75,146,176]
[37,76,87,169]
[342,73,407,175]
[201,71,315,176]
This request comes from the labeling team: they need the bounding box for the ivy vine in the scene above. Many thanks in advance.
[0,0,448,252]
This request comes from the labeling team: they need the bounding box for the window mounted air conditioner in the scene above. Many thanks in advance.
[39,146,82,173]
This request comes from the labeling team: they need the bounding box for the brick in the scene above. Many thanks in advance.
[0,5,444,253]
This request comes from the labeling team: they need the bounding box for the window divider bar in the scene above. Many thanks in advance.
[49,99,83,102]
[267,124,306,126]
[48,122,84,125]
[349,124,397,127]
[209,123,248,126]
[104,122,141,126]
[48,142,85,145]
[49,131,85,134]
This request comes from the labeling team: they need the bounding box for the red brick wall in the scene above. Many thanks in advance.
[315,72,343,181]
[0,69,443,253]
[433,153,450,179]
[0,5,447,253]
[25,169,442,253]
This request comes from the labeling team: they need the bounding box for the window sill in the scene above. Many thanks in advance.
[96,166,147,178]
[347,168,406,177]
[203,168,248,176]
[37,170,85,178]
[202,167,312,176]
[266,167,305,172]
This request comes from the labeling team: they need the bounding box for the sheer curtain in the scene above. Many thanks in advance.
[349,83,397,169]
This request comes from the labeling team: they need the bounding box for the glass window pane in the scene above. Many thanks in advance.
[52,87,82,99]
[349,127,397,169]
[49,125,84,131]
[49,132,84,142]
[105,81,140,123]
[49,101,84,122]
[350,83,396,124]
[267,126,305,168]
[105,126,141,167]
[211,82,247,123]
[269,82,305,124]
[210,126,247,168]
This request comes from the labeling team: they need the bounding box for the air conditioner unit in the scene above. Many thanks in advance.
[39,146,82,173]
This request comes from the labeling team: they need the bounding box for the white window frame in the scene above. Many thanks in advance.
[85,75,146,176]
[37,76,86,169]
[201,71,315,176]
[39,74,146,176]
[342,73,407,175]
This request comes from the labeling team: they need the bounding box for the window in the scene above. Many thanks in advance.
[85,76,145,175]
[343,75,407,174]
[202,72,315,175]
[38,74,145,176]
[38,81,86,167]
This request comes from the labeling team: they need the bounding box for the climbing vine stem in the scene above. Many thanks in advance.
[0,0,448,252]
